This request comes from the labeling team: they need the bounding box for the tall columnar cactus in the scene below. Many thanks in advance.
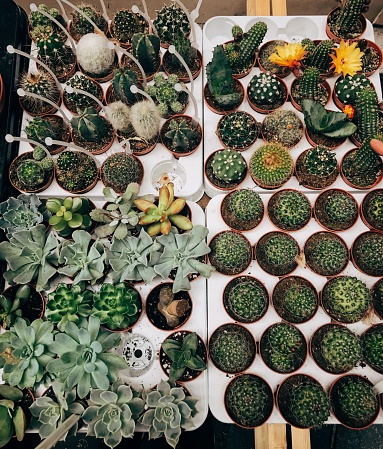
[355,86,379,142]
[299,66,321,101]
[70,107,108,142]
[335,74,371,105]
[301,38,316,62]
[248,72,282,105]
[212,149,247,183]
[132,32,161,74]
[153,3,191,45]
[112,67,139,104]
[170,34,194,69]
[309,40,334,73]
[239,21,267,64]
[336,0,365,35]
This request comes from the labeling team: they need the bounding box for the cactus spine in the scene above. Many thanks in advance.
[355,86,379,142]
[112,9,147,44]
[248,72,282,105]
[239,21,267,63]
[336,0,365,35]
[299,66,321,101]
[212,149,247,183]
[335,74,371,105]
[70,107,108,142]
[153,3,191,45]
[310,40,334,73]
[132,33,161,74]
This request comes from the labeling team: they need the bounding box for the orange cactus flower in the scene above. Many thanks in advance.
[343,104,355,119]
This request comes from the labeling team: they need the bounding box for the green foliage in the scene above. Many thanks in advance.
[112,67,139,104]
[335,73,371,105]
[248,72,282,105]
[226,279,268,322]
[112,9,147,44]
[71,107,108,143]
[132,32,161,74]
[0,285,31,329]
[25,116,62,147]
[146,73,188,117]
[153,3,191,45]
[217,111,258,149]
[0,385,26,448]
[70,3,107,36]
[228,189,264,223]
[261,110,303,147]
[355,86,379,142]
[65,74,102,110]
[47,197,93,237]
[29,4,65,29]
[302,146,337,177]
[102,153,143,193]
[164,117,200,152]
[212,149,247,183]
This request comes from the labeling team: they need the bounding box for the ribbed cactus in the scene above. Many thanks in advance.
[132,32,161,74]
[209,231,252,273]
[335,74,371,105]
[102,153,143,192]
[112,9,147,44]
[249,143,294,188]
[324,192,358,224]
[301,38,316,63]
[355,86,379,142]
[212,149,247,183]
[309,40,334,73]
[164,118,200,153]
[248,72,282,105]
[299,66,321,101]
[25,116,62,147]
[70,107,108,142]
[336,0,365,36]
[270,190,311,231]
[239,21,267,64]
[112,67,139,104]
[31,25,67,64]
[65,75,102,111]
[153,3,191,45]
[170,35,193,69]
[70,3,107,37]
[19,71,59,113]
[217,111,258,149]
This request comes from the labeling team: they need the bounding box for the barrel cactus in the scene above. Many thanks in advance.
[131,32,161,74]
[211,149,247,183]
[335,73,371,105]
[70,107,108,143]
[248,72,283,105]
[153,3,191,45]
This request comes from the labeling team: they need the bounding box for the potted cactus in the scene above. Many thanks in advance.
[69,3,108,41]
[208,230,252,275]
[109,9,148,48]
[108,67,142,105]
[267,189,311,231]
[310,323,361,374]
[260,322,307,374]
[332,73,372,111]
[28,3,66,32]
[205,148,247,190]
[209,323,256,374]
[326,0,367,42]
[247,72,288,114]
[314,189,358,231]
[357,38,383,76]
[255,231,300,277]
[64,74,104,114]
[361,189,383,231]
[261,110,304,148]
[125,32,161,80]
[352,231,383,276]
[361,323,383,374]
[224,374,273,428]
[220,189,264,231]
[25,115,70,155]
[301,38,335,76]
[371,278,383,319]
[223,275,268,323]
[351,86,381,146]
[153,2,191,47]
[272,276,318,324]
[100,152,144,194]
[216,111,259,151]
[160,115,202,157]
[321,276,370,323]
[257,39,290,77]
[304,231,349,277]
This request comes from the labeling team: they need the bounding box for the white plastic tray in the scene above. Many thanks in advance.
[207,193,383,425]
[202,15,383,197]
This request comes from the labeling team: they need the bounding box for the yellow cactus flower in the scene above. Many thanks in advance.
[330,40,364,77]
[268,42,307,69]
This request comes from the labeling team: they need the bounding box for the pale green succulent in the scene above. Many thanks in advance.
[0,318,55,389]
[58,230,106,285]
[0,224,59,292]
[82,380,145,448]
[139,379,199,448]
[154,225,215,293]
[46,316,127,399]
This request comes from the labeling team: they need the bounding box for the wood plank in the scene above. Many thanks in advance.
[291,426,311,449]
[247,0,271,16]
[254,423,270,449]
[268,424,287,449]
[271,0,287,16]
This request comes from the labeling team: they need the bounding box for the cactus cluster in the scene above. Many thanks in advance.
[352,231,383,276]
[146,73,188,117]
[65,75,103,112]
[29,4,65,29]
[71,107,108,143]
[132,32,161,75]
[153,3,191,45]
[19,70,60,114]
[301,38,316,63]
[112,9,147,44]
[362,326,383,373]
[70,3,107,38]
[261,110,303,148]
[25,116,63,149]
[14,149,53,191]
[355,86,380,142]
[322,276,370,323]
[56,150,98,193]
[163,117,201,154]
[248,72,284,106]
[331,0,366,40]
[228,189,264,224]
[211,149,247,183]
[335,74,371,105]
[249,143,294,188]
[268,190,311,231]
[216,111,258,150]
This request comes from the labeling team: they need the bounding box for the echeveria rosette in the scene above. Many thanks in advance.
[82,381,145,448]
[154,225,215,293]
[0,318,55,389]
[46,316,128,399]
[139,379,199,448]
[58,230,106,285]
[0,224,59,292]
[107,228,162,284]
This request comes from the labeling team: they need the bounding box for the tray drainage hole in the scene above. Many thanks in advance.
[120,334,155,377]
[151,160,187,193]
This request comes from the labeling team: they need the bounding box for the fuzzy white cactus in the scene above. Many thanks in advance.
[76,33,115,75]
[104,101,131,131]
[130,101,161,140]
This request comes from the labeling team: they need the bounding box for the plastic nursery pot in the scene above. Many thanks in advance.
[360,189,383,232]
[305,125,346,150]
[78,52,119,84]
[0,285,45,329]
[63,77,104,114]
[361,323,383,374]
[221,40,256,79]
[272,276,319,324]
[203,79,244,115]
[216,111,260,151]
[145,282,192,331]
[100,152,144,194]
[326,7,367,43]
[329,374,380,430]
[71,124,115,155]
[332,76,374,112]
[120,53,160,82]
[341,148,383,190]
[261,110,304,149]
[304,231,349,278]
[159,330,207,382]
[310,323,362,375]
[162,48,203,82]
[246,76,288,115]
[351,231,383,277]
[289,78,331,113]
[314,189,359,232]
[9,152,54,194]
[116,129,158,156]
[254,231,300,277]
[208,323,256,374]
[260,322,307,374]
[276,374,330,429]
[257,40,290,78]
[19,87,61,117]
[295,148,339,190]
[26,115,71,155]
[358,40,383,77]
[222,275,269,323]
[371,278,383,320]
[204,150,248,192]
[224,373,274,428]
[160,115,202,158]
[208,230,253,276]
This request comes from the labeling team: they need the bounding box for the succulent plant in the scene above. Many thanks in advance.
[331,0,366,40]
[19,70,59,114]
[167,34,196,70]
[105,101,132,133]
[301,38,316,63]
[216,111,258,150]
[268,190,311,231]
[156,285,191,328]
[58,230,106,285]
[31,25,68,66]
[248,72,283,106]
[227,189,264,226]
[249,143,294,188]
[361,326,383,373]
[161,332,207,382]
[131,32,161,75]
[139,379,199,448]
[55,150,98,193]
[112,67,140,105]
[134,182,192,236]
[46,283,93,330]
[112,9,147,44]
[29,3,65,29]
[309,40,334,73]
[30,381,84,441]
[47,197,93,237]
[129,100,162,141]
[335,73,371,105]
[0,318,55,388]
[65,74,103,111]
[352,231,383,276]
[25,116,64,148]
[76,33,115,77]
[211,149,247,183]
[0,193,46,239]
[102,153,143,194]
[163,117,201,154]
[261,109,303,148]
[91,283,141,331]
[0,285,32,330]
[0,224,59,292]
[14,150,53,192]
[322,276,370,323]
[71,107,108,143]
[70,3,107,38]
[146,73,188,117]
[82,380,145,448]
[46,316,127,399]
[295,66,325,104]
[153,3,191,45]
[355,86,380,142]
[0,384,27,447]
[155,225,215,293]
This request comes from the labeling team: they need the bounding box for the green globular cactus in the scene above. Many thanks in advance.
[335,73,371,105]
[70,107,108,143]
[249,143,293,188]
[303,146,337,177]
[298,66,321,101]
[212,149,247,183]
[229,189,264,223]
[132,32,161,74]
[248,72,282,105]
[112,9,147,44]
[164,118,201,153]
[270,190,311,231]
[355,86,379,142]
[146,73,188,117]
[283,282,318,321]
[309,40,334,73]
[29,4,65,29]
[362,327,383,373]
[216,111,258,150]
[239,21,267,62]
[16,150,53,191]
[19,71,59,114]
[231,25,243,41]
[352,231,383,277]
[335,0,366,38]
[65,75,103,111]
[112,68,139,105]
[57,151,78,171]
[55,150,98,193]
[31,25,67,64]
[260,233,299,271]
[102,153,143,193]
[70,3,107,37]
[324,192,358,224]
[153,3,191,45]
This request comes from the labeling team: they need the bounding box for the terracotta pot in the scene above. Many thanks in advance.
[63,77,104,115]
[341,148,383,190]
[100,152,144,194]
[160,115,202,158]
[26,114,71,155]
[9,152,54,193]
[326,7,367,43]
[205,150,248,191]
[257,40,291,78]
[162,48,203,82]
[203,79,244,115]
[290,77,331,113]
[120,53,160,82]
[247,75,288,114]
[360,189,383,232]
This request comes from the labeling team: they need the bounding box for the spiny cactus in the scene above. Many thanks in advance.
[15,151,53,191]
[228,189,264,224]
[309,40,334,73]
[217,111,258,149]
[153,3,191,45]
[102,153,143,193]
[249,143,294,188]
[112,67,139,105]
[146,73,188,117]
[112,9,147,44]
[301,38,316,63]
[323,191,358,224]
[76,33,115,77]
[261,109,303,148]
[334,0,366,39]
[302,146,338,177]
[129,100,161,141]
[355,86,379,142]
[25,116,63,148]
[163,117,201,153]
[104,101,131,132]
[361,190,383,231]
[19,70,59,114]
[298,66,322,102]
[70,107,108,142]
[65,74,103,111]
[352,231,383,276]
[211,149,247,183]
[248,72,283,105]
[362,326,383,373]
[132,32,161,74]
[239,21,267,63]
[169,34,195,69]
[335,73,371,105]
[31,25,67,65]
[56,151,78,171]
[29,4,65,29]
[70,3,107,38]
[269,190,311,231]
[55,150,98,193]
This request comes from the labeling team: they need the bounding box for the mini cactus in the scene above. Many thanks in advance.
[131,32,161,75]
[56,150,78,171]
[19,70,60,114]
[56,150,98,193]
[362,326,383,373]
[323,191,358,224]
[70,3,107,38]
[217,111,258,150]
[303,146,338,177]
[129,100,161,141]
[153,3,191,45]
[249,143,294,188]
[14,150,53,191]
[261,110,303,148]
[301,38,316,64]
[228,189,264,224]
[112,68,140,105]
[70,107,108,143]
[232,25,243,40]
[146,73,188,117]
[24,116,63,149]
[355,86,379,142]
[361,190,383,231]
[309,40,334,73]
[102,153,143,193]
[335,73,371,105]
[112,9,147,44]
[104,101,131,132]
[169,34,195,69]
[268,190,311,231]
[334,0,366,39]
[297,66,323,103]
[65,74,103,111]
[31,25,67,65]
[163,117,201,153]
[352,231,383,276]
[29,4,65,29]
[76,33,115,77]
[239,21,267,64]
[211,149,247,183]
[248,72,283,105]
